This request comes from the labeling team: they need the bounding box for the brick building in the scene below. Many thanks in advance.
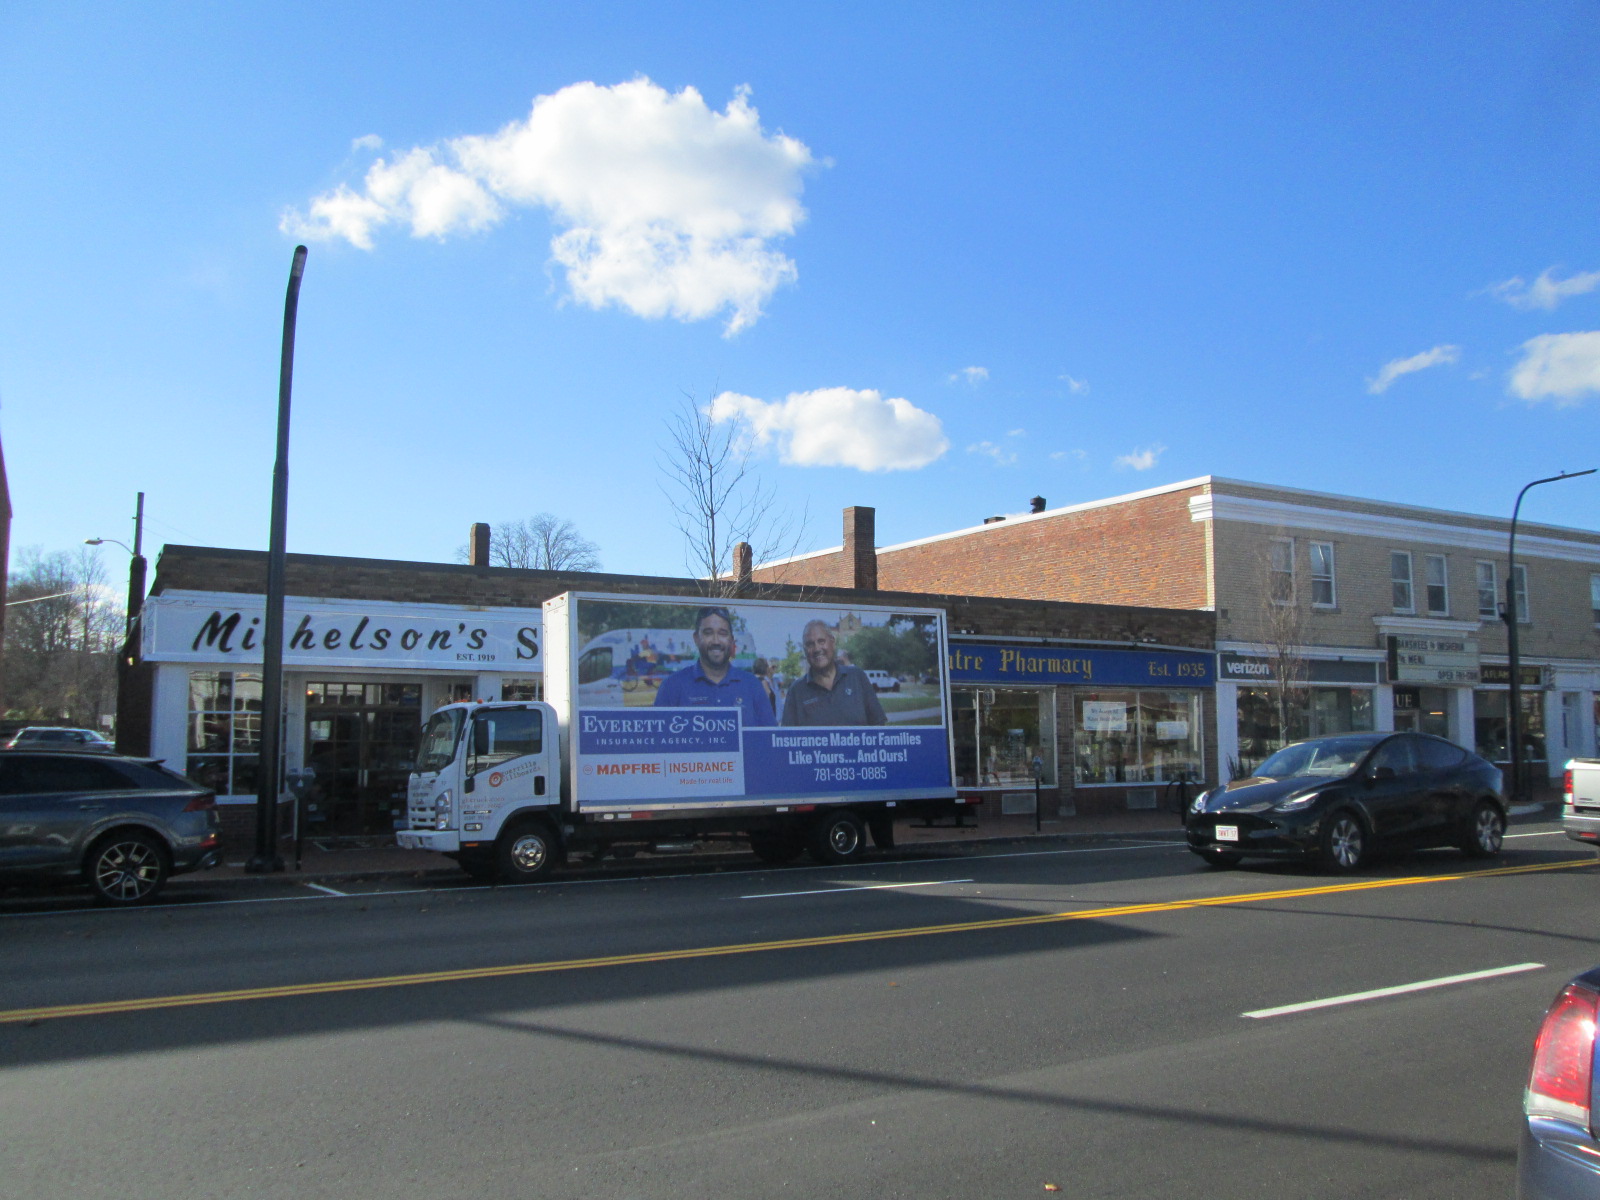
[756,478,1600,786]
[134,534,1215,848]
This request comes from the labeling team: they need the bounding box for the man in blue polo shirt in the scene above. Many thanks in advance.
[653,606,776,726]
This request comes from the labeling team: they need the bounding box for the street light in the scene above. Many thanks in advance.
[1503,469,1596,805]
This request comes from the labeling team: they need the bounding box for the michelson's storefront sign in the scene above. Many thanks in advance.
[142,591,541,671]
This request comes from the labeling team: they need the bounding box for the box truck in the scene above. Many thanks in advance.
[396,591,962,882]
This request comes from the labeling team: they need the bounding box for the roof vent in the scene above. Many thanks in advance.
[1029,496,1046,514]
[983,515,1005,525]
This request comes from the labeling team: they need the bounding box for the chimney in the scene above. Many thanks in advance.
[469,522,491,567]
[733,541,753,591]
[843,506,877,592]
[1030,495,1046,514]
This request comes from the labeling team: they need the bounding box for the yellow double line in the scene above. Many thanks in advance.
[1,857,1588,1025]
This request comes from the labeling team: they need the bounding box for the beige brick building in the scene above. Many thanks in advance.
[759,477,1600,787]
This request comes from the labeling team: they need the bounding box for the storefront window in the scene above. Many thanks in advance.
[1392,686,1448,738]
[1474,690,1545,765]
[1235,686,1373,775]
[187,671,263,796]
[1072,690,1203,785]
[953,688,1056,788]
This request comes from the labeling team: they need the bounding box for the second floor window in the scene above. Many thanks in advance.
[1310,542,1335,607]
[1425,554,1449,615]
[1270,538,1294,604]
[1477,561,1498,620]
[1391,551,1414,613]
[1592,575,1600,626]
[1512,563,1530,624]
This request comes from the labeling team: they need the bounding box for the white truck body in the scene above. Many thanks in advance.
[396,590,962,879]
[1563,758,1600,851]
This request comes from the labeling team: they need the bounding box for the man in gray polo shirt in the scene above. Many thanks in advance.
[781,620,888,727]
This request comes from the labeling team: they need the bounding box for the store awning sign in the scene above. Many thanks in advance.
[1386,635,1481,685]
[948,642,1213,687]
[142,592,541,670]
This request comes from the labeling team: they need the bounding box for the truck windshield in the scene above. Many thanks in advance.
[415,709,464,773]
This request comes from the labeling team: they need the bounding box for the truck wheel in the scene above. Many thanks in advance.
[748,830,804,865]
[807,810,868,865]
[496,818,559,884]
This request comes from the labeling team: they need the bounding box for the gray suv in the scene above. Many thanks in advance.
[0,751,222,905]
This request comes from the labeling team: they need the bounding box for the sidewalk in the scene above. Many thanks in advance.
[202,787,1566,886]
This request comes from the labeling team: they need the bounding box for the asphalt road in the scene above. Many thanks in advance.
[1,825,1595,1199]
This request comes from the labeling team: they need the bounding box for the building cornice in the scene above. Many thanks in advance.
[1191,494,1600,564]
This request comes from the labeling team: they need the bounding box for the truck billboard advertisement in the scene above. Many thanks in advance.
[552,594,954,811]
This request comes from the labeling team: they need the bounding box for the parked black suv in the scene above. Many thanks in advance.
[0,750,221,905]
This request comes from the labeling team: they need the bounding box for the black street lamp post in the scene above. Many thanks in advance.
[1503,469,1595,805]
[247,246,308,874]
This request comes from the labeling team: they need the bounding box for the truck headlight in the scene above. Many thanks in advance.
[434,789,454,831]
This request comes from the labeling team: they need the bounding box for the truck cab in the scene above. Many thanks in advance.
[398,702,560,878]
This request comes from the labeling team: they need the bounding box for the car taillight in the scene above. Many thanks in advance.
[183,793,217,812]
[1526,984,1599,1127]
[1566,769,1575,801]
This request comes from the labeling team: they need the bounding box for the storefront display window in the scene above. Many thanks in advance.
[186,671,263,797]
[1474,690,1545,766]
[1392,686,1448,738]
[953,688,1056,788]
[1072,690,1203,785]
[1235,686,1373,775]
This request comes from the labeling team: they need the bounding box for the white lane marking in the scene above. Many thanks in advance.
[741,879,975,900]
[1243,962,1546,1019]
[304,882,349,897]
[1506,830,1569,839]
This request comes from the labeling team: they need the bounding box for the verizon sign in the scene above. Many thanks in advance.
[142,592,541,670]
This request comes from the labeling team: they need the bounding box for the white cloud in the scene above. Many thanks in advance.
[1050,449,1089,463]
[1059,375,1089,394]
[711,387,948,471]
[351,134,384,152]
[1366,344,1461,394]
[282,78,816,334]
[948,366,988,384]
[1115,443,1166,471]
[1007,428,1025,437]
[1489,268,1600,312]
[1508,331,1600,405]
[967,440,1017,466]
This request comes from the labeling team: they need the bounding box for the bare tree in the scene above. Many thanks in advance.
[455,514,602,571]
[659,392,806,597]
[4,546,123,727]
[1255,534,1310,754]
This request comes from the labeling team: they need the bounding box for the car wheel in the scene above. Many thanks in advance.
[495,818,559,884]
[1196,847,1242,869]
[1319,810,1367,873]
[86,830,170,906]
[1459,800,1505,859]
[748,830,805,865]
[807,810,868,865]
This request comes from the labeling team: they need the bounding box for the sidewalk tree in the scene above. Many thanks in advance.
[659,391,806,597]
[3,546,123,728]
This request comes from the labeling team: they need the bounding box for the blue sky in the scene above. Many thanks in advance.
[4,1,1600,583]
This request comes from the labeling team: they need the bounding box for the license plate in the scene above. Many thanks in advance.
[1214,825,1239,842]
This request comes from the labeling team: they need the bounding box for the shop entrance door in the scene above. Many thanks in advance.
[303,682,424,836]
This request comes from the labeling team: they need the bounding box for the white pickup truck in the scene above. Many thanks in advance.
[1563,758,1600,853]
